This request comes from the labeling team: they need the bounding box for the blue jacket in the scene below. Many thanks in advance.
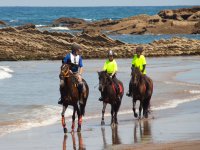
[63,53,83,73]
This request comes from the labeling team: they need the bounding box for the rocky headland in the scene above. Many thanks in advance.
[0,6,200,61]
[0,26,200,61]
[52,6,200,35]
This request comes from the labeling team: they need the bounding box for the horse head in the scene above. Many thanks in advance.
[60,64,72,79]
[131,67,142,86]
[98,71,112,92]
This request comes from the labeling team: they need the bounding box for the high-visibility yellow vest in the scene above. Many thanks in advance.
[132,54,146,74]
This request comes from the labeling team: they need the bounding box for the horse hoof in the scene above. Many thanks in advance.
[144,113,148,118]
[64,128,67,134]
[134,113,138,118]
[101,121,105,126]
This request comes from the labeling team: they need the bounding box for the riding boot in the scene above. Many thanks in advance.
[126,82,132,97]
[99,92,104,101]
[58,80,65,105]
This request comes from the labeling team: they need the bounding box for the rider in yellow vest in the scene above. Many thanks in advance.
[126,47,146,97]
[99,50,120,101]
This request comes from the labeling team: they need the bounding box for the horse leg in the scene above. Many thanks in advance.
[143,97,151,118]
[139,101,143,119]
[76,104,82,132]
[132,99,138,118]
[61,105,68,134]
[111,105,115,128]
[114,102,120,125]
[71,107,76,132]
[101,102,107,125]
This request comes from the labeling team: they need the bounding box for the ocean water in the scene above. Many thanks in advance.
[0,6,200,43]
[0,56,200,136]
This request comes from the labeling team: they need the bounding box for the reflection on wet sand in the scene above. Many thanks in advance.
[101,126,122,149]
[63,132,85,150]
[134,120,152,143]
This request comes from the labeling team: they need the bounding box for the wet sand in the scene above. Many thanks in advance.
[0,98,200,150]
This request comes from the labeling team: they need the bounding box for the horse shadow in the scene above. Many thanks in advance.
[62,132,85,150]
[101,126,122,149]
[133,120,152,144]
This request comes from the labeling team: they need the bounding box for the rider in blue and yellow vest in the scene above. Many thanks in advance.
[126,47,146,97]
[99,50,120,101]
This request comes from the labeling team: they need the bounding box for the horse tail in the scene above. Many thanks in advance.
[80,81,89,116]
[144,78,153,113]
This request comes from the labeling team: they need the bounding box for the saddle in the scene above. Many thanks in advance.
[112,82,123,96]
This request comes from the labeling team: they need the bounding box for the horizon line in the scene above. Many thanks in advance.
[0,5,199,7]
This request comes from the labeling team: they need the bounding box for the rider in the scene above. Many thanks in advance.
[99,50,120,101]
[58,43,84,104]
[126,46,146,97]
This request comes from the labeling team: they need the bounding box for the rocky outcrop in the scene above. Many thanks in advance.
[52,17,87,28]
[52,7,200,35]
[0,27,199,61]
[0,20,7,26]
[158,7,200,21]
[15,23,36,30]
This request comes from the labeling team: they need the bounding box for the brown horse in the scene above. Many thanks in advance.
[60,64,89,133]
[98,71,124,127]
[130,67,153,119]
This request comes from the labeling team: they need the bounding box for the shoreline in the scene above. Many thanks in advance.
[0,98,200,149]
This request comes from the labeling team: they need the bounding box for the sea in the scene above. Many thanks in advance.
[0,6,200,43]
[0,57,200,136]
[0,6,200,137]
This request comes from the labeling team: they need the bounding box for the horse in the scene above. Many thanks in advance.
[130,67,153,119]
[60,64,89,133]
[98,71,124,127]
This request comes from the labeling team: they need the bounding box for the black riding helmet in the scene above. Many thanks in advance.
[136,47,144,53]
[71,43,82,51]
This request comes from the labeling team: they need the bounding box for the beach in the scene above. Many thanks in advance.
[0,56,200,149]
[0,99,200,150]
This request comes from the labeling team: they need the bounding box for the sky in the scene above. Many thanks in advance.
[0,0,199,6]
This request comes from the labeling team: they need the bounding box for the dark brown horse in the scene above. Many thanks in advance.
[98,71,124,127]
[60,64,89,133]
[130,67,153,119]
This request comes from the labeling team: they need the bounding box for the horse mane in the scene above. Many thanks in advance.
[132,67,144,85]
[98,71,112,83]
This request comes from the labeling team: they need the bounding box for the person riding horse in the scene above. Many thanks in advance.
[99,50,120,102]
[58,43,85,105]
[126,47,147,97]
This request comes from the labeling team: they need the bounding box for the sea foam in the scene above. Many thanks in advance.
[0,66,14,80]
[0,105,72,137]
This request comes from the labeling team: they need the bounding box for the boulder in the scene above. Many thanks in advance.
[53,17,86,27]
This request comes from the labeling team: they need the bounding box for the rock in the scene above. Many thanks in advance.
[0,20,7,26]
[0,27,17,32]
[16,23,36,30]
[192,21,200,34]
[148,15,162,24]
[52,17,86,27]
[187,11,200,21]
